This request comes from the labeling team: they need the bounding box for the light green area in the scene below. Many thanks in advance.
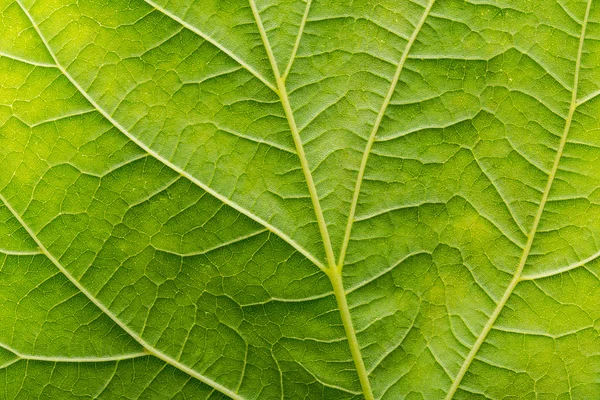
[1,0,600,398]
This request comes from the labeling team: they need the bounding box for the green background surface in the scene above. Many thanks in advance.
[1,0,600,398]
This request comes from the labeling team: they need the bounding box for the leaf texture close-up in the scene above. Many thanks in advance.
[1,0,600,398]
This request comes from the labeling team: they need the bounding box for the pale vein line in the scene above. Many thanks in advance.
[354,194,529,250]
[271,351,284,400]
[21,353,148,363]
[12,3,250,398]
[93,362,119,398]
[374,116,475,142]
[491,325,586,339]
[366,316,416,374]
[127,175,180,208]
[354,202,433,222]
[576,88,600,106]
[0,193,243,400]
[445,1,593,397]
[240,291,333,307]
[30,109,96,127]
[177,229,268,257]
[520,248,600,281]
[470,156,529,240]
[0,249,42,256]
[102,154,151,177]
[0,50,56,68]
[248,0,336,269]
[141,25,185,56]
[248,1,372,398]
[337,0,437,269]
[284,350,363,395]
[428,346,453,380]
[142,0,277,93]
[345,251,430,295]
[282,0,313,81]
[14,1,325,273]
[0,359,19,369]
[213,124,295,154]
[0,342,149,363]
[556,0,583,25]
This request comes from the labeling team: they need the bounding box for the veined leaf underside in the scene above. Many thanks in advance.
[1,0,600,399]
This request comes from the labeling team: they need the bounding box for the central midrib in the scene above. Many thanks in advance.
[248,0,445,398]
[14,0,585,398]
[445,0,594,397]
[247,0,378,398]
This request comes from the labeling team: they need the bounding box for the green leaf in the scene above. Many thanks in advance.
[1,0,600,398]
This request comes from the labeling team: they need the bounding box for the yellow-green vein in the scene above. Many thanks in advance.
[337,0,436,269]
[248,1,374,398]
[445,0,593,397]
[247,0,336,269]
[144,0,277,93]
[0,192,244,400]
[12,0,325,274]
[282,0,313,81]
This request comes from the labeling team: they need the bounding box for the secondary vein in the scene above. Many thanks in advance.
[12,0,324,273]
[337,0,437,269]
[248,2,374,398]
[144,0,277,93]
[0,191,244,399]
[445,0,593,397]
[248,0,336,270]
[282,0,313,81]
[12,2,256,398]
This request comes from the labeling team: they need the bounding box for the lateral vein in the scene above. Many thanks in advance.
[13,0,324,273]
[0,249,42,256]
[445,0,593,397]
[337,0,437,268]
[0,341,149,364]
[177,229,268,257]
[143,0,277,93]
[12,2,266,398]
[248,1,374,398]
[0,50,56,68]
[248,0,336,270]
[520,248,600,281]
[282,0,313,81]
[0,192,245,400]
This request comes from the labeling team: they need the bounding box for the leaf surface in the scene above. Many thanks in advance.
[2,0,600,398]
